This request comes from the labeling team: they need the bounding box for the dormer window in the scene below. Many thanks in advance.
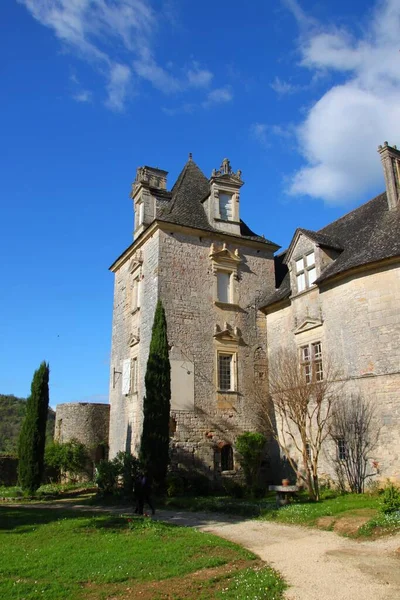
[295,251,316,292]
[219,193,233,221]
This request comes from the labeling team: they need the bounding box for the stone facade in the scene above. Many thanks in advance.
[108,146,400,486]
[55,402,110,471]
[108,157,278,481]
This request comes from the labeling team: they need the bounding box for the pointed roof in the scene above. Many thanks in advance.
[157,157,278,246]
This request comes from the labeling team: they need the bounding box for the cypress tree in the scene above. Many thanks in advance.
[140,300,171,489]
[18,361,50,493]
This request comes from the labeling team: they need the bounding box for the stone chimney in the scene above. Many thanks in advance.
[130,166,168,239]
[378,142,400,210]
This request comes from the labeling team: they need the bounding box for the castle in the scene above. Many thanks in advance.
[56,143,399,485]
[103,142,400,484]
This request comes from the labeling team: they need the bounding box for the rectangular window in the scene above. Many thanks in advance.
[337,438,347,460]
[131,275,141,312]
[122,358,131,395]
[218,353,235,391]
[300,342,323,383]
[131,358,138,393]
[219,193,233,221]
[295,251,317,293]
[138,202,144,226]
[217,271,231,303]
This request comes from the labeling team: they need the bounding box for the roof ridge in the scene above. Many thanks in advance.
[318,191,386,234]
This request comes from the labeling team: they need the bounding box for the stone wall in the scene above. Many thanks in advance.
[55,402,110,452]
[266,260,400,483]
[108,223,277,481]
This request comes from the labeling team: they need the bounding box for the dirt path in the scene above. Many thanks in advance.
[5,502,400,600]
[153,509,400,600]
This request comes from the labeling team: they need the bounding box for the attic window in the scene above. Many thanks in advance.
[219,193,233,221]
[295,251,316,292]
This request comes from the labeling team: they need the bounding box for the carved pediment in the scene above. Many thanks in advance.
[294,317,323,335]
[213,323,240,343]
[129,331,140,347]
[209,243,241,270]
[129,252,143,274]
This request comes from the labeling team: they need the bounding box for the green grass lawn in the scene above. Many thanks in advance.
[259,492,382,525]
[0,506,285,600]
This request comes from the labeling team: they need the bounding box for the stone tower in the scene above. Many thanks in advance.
[108,156,279,479]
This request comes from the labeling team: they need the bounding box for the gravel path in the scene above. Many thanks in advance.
[154,509,400,600]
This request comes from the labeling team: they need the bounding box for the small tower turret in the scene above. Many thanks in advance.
[378,142,400,211]
[131,166,168,238]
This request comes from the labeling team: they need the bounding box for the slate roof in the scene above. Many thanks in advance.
[156,158,278,245]
[260,191,400,309]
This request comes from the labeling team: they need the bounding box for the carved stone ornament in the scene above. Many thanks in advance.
[212,158,242,180]
[129,252,143,274]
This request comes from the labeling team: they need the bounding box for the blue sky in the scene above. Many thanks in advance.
[1,0,399,408]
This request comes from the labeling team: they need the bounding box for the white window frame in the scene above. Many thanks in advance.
[137,201,144,226]
[295,251,316,293]
[337,438,347,461]
[216,269,232,304]
[300,341,323,383]
[217,351,237,392]
[219,192,233,221]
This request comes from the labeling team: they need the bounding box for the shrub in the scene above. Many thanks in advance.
[186,473,211,496]
[166,472,185,497]
[236,432,266,495]
[95,459,120,495]
[45,439,88,481]
[381,482,400,514]
[95,452,141,497]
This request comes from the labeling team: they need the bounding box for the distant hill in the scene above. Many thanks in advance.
[0,394,55,455]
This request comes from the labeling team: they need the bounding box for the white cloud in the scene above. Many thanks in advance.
[18,0,218,110]
[250,123,269,146]
[203,86,233,108]
[286,0,400,204]
[186,63,213,88]
[73,90,92,103]
[270,76,300,95]
[105,63,131,111]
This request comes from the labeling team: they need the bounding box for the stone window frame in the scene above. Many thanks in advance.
[214,187,240,223]
[294,251,317,293]
[336,437,347,461]
[130,355,139,395]
[209,243,241,308]
[130,263,143,314]
[220,444,234,471]
[216,350,238,392]
[300,341,323,383]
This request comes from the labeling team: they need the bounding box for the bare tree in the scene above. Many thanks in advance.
[266,348,342,501]
[330,394,380,493]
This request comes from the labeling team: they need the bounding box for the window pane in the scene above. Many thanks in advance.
[218,354,232,390]
[297,272,305,292]
[308,267,316,285]
[306,252,315,267]
[219,193,233,221]
[301,346,310,361]
[312,342,322,359]
[295,257,304,272]
[137,278,142,308]
[217,272,230,303]
[315,360,323,381]
[303,364,312,384]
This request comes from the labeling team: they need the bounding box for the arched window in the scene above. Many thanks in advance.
[221,444,234,471]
